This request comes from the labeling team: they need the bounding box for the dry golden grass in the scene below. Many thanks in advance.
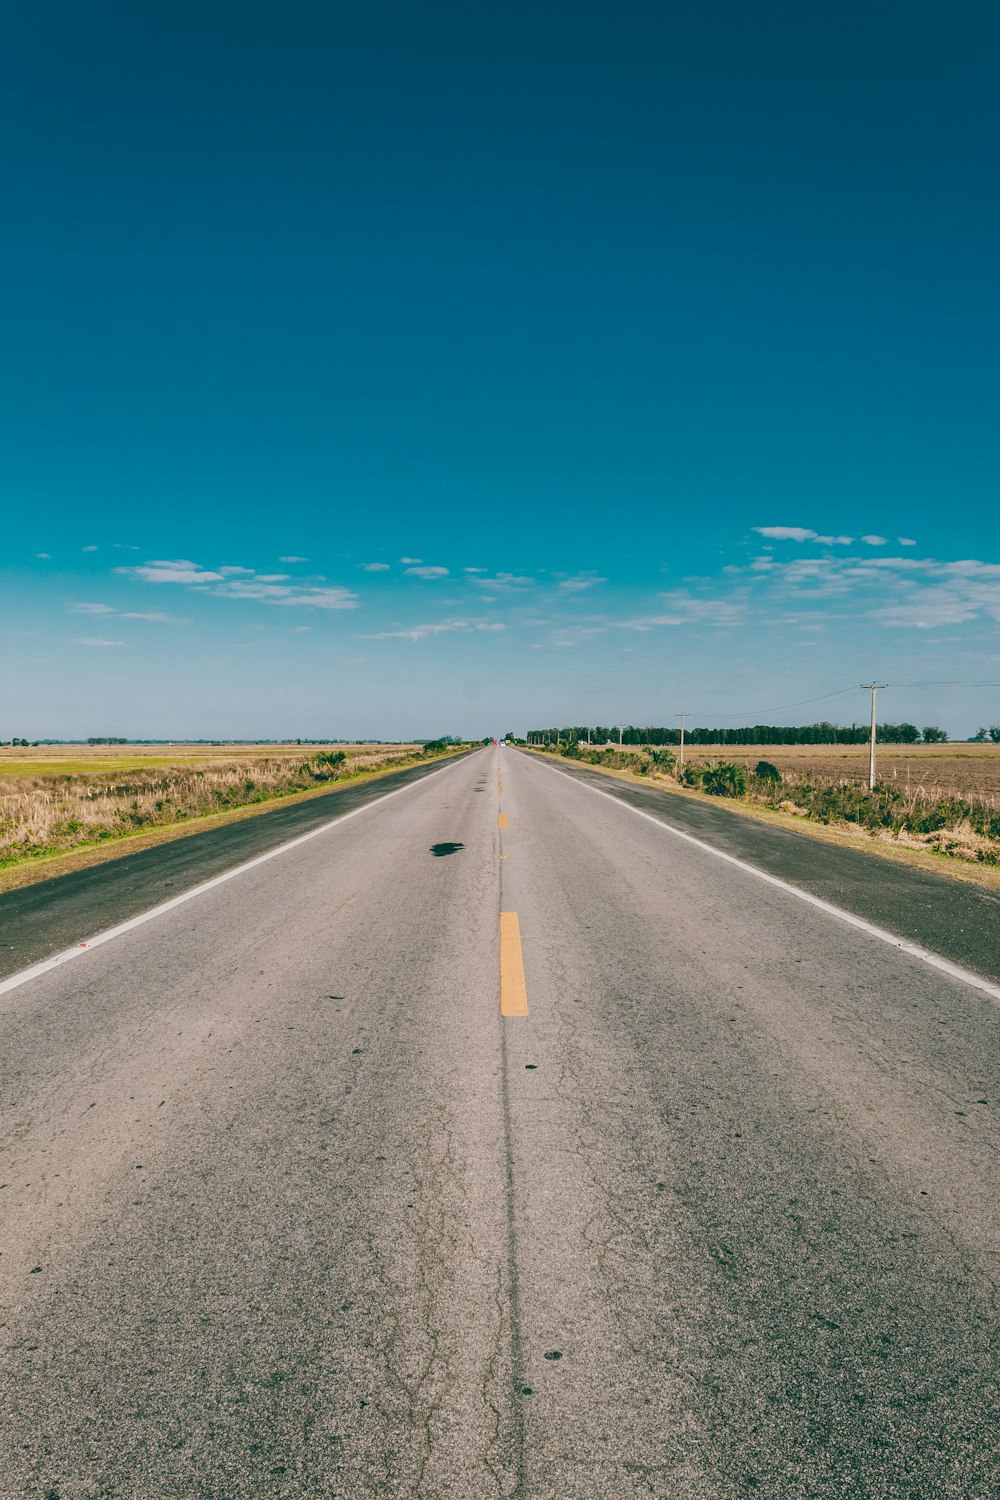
[0,744,427,867]
[0,742,409,776]
[675,742,1000,800]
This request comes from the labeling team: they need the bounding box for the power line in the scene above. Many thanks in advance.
[673,681,999,725]
[681,686,860,722]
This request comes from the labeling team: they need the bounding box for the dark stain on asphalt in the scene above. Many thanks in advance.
[544,1351,562,1360]
[429,842,464,857]
[525,1064,538,1069]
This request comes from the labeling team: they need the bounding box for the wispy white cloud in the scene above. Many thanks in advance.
[73,636,123,647]
[717,551,1000,631]
[122,611,189,623]
[618,588,750,629]
[362,562,391,572]
[861,534,887,546]
[279,555,309,563]
[400,556,423,565]
[362,618,506,642]
[898,537,917,547]
[36,552,51,560]
[873,582,1000,628]
[118,558,358,609]
[68,600,187,623]
[404,565,450,579]
[213,579,357,609]
[557,573,607,592]
[754,526,854,545]
[82,544,99,553]
[121,560,225,584]
[467,572,534,590]
[549,625,608,647]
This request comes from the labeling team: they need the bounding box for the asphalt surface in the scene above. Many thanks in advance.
[0,753,473,982]
[526,750,1000,985]
[1,746,997,1498]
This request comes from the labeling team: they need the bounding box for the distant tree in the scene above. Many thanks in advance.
[878,722,920,744]
[921,726,949,743]
[972,727,989,742]
[990,726,1000,743]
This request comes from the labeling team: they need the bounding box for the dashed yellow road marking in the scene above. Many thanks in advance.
[499,912,529,1016]
[498,812,508,829]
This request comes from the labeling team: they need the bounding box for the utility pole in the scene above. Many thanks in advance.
[618,725,623,746]
[860,684,888,790]
[675,712,688,768]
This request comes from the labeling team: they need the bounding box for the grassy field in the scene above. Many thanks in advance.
[0,743,431,869]
[674,742,1000,800]
[0,743,391,777]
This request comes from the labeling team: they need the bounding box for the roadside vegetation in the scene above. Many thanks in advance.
[532,739,1000,868]
[0,742,460,868]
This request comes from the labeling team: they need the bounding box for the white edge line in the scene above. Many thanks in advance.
[0,752,477,1001]
[528,753,1000,1006]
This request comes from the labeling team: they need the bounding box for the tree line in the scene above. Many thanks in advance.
[521,721,967,746]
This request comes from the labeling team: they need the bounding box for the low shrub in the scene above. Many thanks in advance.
[701,762,748,798]
[554,744,652,774]
[903,797,970,834]
[312,750,347,777]
[649,747,677,771]
[616,750,652,774]
[753,760,782,783]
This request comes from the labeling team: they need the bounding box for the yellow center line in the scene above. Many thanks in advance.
[498,812,508,829]
[499,912,529,1016]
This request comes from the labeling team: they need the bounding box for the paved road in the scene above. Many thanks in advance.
[524,750,1000,985]
[0,753,473,982]
[1,747,997,1498]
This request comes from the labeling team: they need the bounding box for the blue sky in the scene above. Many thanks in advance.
[2,2,997,739]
